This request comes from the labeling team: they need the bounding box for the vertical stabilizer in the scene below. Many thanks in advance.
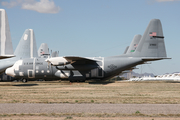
[38,43,49,58]
[51,51,59,57]
[0,9,14,58]
[123,46,129,54]
[134,19,167,58]
[126,34,141,54]
[14,29,38,58]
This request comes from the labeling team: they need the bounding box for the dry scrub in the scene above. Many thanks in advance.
[0,81,180,104]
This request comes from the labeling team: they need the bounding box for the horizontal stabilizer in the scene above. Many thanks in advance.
[142,57,171,61]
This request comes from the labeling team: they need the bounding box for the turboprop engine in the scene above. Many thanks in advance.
[45,57,73,66]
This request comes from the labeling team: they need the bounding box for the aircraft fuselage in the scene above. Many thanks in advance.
[6,56,144,82]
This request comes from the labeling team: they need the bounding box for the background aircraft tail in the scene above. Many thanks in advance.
[0,9,14,59]
[38,43,49,58]
[126,34,141,54]
[123,46,129,54]
[14,29,38,59]
[51,51,59,57]
[133,19,167,58]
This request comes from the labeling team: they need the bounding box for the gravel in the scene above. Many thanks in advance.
[0,103,180,115]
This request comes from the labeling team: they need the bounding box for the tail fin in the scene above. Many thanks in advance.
[134,19,167,58]
[0,9,14,59]
[38,43,49,58]
[126,34,141,54]
[123,46,129,54]
[51,51,59,57]
[14,29,38,58]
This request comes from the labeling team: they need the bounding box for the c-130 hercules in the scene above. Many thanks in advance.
[6,19,170,82]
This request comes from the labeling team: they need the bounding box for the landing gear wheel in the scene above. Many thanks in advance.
[22,79,27,83]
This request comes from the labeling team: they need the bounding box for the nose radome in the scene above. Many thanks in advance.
[5,67,15,77]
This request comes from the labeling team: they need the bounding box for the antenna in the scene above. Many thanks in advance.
[48,48,50,57]
[51,50,52,58]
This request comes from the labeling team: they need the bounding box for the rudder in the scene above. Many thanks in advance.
[38,43,49,58]
[134,19,167,58]
[126,34,141,54]
[0,9,14,58]
[14,29,38,59]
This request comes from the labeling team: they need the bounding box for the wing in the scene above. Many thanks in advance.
[46,56,99,66]
[64,56,99,63]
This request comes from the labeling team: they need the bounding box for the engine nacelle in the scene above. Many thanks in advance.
[55,70,70,79]
[54,70,85,81]
[46,57,71,66]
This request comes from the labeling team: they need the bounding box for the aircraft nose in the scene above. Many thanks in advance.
[5,67,15,77]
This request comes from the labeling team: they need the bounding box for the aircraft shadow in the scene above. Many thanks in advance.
[164,81,180,83]
[88,80,115,85]
[13,84,38,87]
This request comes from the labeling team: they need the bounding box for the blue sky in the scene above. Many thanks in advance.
[0,0,180,75]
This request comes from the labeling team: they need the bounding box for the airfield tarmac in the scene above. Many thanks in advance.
[0,80,180,120]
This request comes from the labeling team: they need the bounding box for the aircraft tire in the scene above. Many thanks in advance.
[22,79,27,83]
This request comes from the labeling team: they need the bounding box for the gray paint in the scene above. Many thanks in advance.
[4,11,13,55]
[126,34,141,54]
[14,29,38,58]
[51,51,59,57]
[0,9,13,56]
[134,19,166,57]
[123,46,129,54]
[38,43,49,57]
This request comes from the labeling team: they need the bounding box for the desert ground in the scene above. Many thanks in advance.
[0,80,180,120]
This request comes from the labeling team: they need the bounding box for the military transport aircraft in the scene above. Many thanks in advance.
[6,19,170,82]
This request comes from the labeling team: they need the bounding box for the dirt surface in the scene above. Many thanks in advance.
[0,103,180,119]
[0,103,179,115]
[1,116,180,120]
